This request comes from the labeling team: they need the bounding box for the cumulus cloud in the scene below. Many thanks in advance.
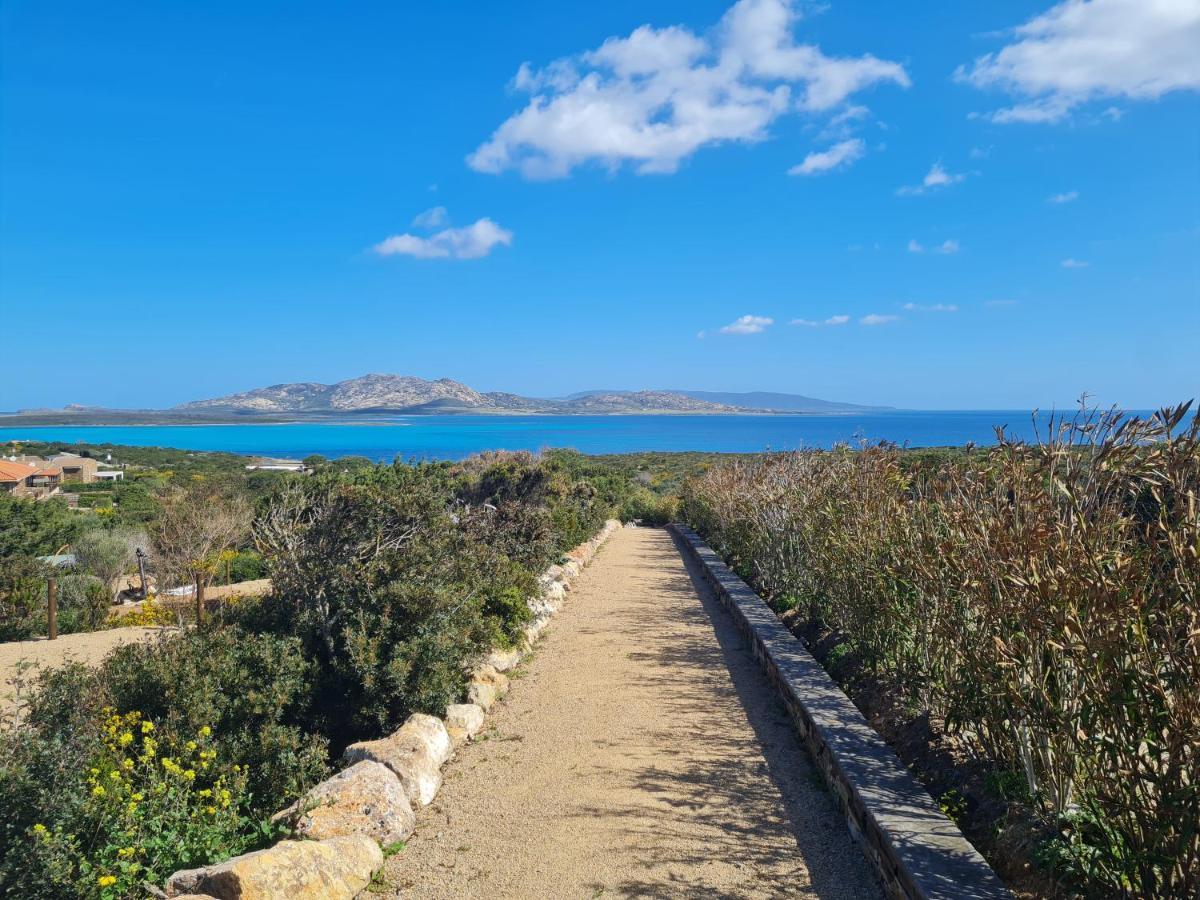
[411,206,449,228]
[718,314,774,334]
[909,238,959,254]
[791,314,850,326]
[788,138,866,176]
[903,302,959,312]
[373,218,514,260]
[897,162,967,196]
[1061,257,1090,268]
[1048,190,1079,203]
[860,313,899,326]
[468,0,909,178]
[957,0,1200,124]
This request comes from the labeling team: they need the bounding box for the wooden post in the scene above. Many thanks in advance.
[195,579,205,625]
[47,576,58,640]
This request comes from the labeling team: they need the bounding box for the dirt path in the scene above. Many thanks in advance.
[384,527,880,899]
[0,627,166,721]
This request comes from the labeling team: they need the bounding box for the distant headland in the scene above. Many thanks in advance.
[1,374,891,425]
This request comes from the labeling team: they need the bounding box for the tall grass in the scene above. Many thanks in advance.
[683,403,1198,897]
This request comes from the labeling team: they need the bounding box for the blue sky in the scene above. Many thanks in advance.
[2,0,1197,410]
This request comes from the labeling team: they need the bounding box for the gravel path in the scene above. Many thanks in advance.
[384,526,880,899]
[0,627,166,721]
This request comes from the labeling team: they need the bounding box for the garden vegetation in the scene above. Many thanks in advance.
[683,404,1199,897]
[0,449,637,898]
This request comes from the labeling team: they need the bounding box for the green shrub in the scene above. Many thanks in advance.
[98,629,328,812]
[3,707,276,899]
[619,488,680,525]
[0,555,47,641]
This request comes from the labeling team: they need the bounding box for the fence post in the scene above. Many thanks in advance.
[195,580,205,626]
[47,576,58,640]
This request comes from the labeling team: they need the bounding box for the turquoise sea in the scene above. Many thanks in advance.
[0,410,1173,462]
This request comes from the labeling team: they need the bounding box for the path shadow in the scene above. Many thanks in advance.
[567,528,881,900]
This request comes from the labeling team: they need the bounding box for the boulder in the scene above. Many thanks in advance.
[343,723,445,807]
[291,760,414,845]
[445,703,486,737]
[486,647,523,672]
[165,835,382,900]
[466,665,509,711]
[396,713,452,767]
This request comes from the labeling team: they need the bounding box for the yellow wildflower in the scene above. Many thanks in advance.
[141,721,154,734]
[97,875,117,887]
[92,785,106,797]
[199,725,212,737]
[118,732,133,747]
[32,823,47,834]
[184,769,196,781]
[117,847,135,859]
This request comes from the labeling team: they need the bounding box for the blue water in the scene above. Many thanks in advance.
[0,411,1168,462]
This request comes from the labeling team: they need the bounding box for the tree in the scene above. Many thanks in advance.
[149,484,251,623]
[73,529,145,603]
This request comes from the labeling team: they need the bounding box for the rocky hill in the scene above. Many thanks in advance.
[173,375,743,415]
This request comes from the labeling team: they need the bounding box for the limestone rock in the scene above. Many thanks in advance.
[486,647,523,672]
[467,679,498,711]
[466,665,509,711]
[292,760,414,845]
[396,712,452,767]
[165,835,382,900]
[445,703,485,737]
[343,723,446,807]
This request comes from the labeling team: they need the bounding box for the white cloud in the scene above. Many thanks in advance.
[969,145,992,159]
[373,218,514,260]
[788,138,866,176]
[903,302,959,312]
[860,313,899,326]
[411,206,449,228]
[790,314,850,327]
[718,314,774,334]
[897,162,967,195]
[985,299,1019,307]
[1061,257,1090,268]
[468,0,909,178]
[1047,190,1079,203]
[957,0,1200,124]
[910,238,958,254]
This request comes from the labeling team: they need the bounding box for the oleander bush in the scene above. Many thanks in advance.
[683,403,1199,898]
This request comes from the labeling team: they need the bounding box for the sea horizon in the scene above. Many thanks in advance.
[1,408,1185,462]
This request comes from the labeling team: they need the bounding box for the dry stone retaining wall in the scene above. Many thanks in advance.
[164,519,623,900]
[670,524,1011,900]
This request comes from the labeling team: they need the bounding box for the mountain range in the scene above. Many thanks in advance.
[3,375,889,424]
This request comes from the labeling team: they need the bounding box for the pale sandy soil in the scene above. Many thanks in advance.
[0,627,166,721]
[383,527,880,900]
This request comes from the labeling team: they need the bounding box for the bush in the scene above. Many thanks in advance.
[0,555,46,641]
[2,707,276,899]
[684,404,1200,898]
[98,629,328,812]
[619,488,680,525]
[53,574,111,634]
[256,464,536,739]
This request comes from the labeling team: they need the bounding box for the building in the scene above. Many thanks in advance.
[95,469,124,481]
[0,459,63,499]
[52,453,99,483]
[245,457,307,472]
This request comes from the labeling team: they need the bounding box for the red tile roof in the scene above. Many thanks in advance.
[0,460,36,482]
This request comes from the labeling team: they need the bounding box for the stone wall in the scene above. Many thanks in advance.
[164,520,624,900]
[669,524,1012,900]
